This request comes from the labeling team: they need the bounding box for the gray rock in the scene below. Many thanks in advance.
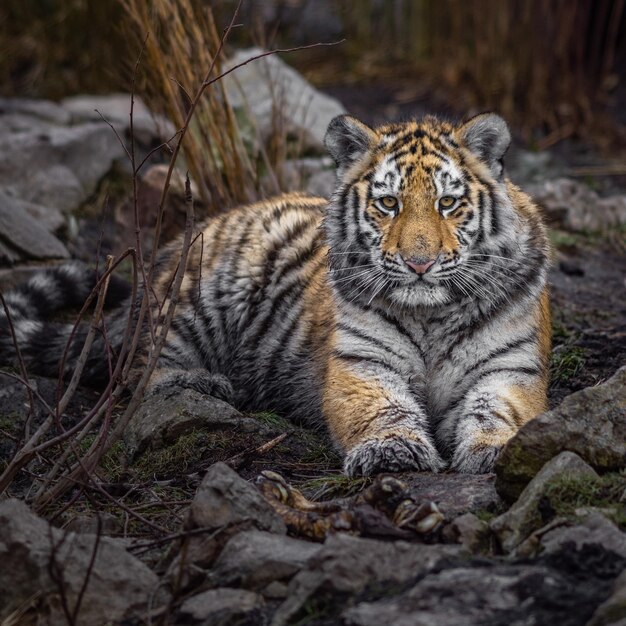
[402,472,501,519]
[529,178,626,231]
[0,499,159,625]
[540,512,626,559]
[343,561,610,626]
[0,190,69,261]
[442,513,491,554]
[0,98,72,125]
[211,530,320,589]
[271,533,460,626]
[61,93,175,145]
[491,452,598,553]
[496,367,626,502]
[190,462,286,535]
[588,570,626,626]
[0,120,125,214]
[124,388,258,456]
[179,588,264,626]
[223,48,346,152]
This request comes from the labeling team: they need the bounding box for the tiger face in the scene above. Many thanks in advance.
[325,113,513,307]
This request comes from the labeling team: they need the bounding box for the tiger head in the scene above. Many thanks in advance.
[324,113,528,308]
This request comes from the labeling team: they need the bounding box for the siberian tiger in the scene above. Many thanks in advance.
[0,113,551,475]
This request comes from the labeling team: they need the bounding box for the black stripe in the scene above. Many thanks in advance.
[337,322,407,362]
[332,350,405,378]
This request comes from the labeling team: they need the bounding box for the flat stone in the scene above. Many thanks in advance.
[0,499,159,625]
[496,367,626,502]
[211,530,320,589]
[401,472,501,519]
[491,452,599,553]
[179,588,264,626]
[0,98,72,125]
[0,191,69,261]
[124,388,258,456]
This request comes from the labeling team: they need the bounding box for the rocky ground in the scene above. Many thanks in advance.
[0,51,625,626]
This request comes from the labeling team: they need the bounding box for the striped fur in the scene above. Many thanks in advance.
[0,113,551,476]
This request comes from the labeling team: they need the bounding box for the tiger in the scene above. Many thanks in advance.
[0,112,551,476]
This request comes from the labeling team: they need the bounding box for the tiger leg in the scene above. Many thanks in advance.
[143,323,233,402]
[323,356,444,476]
[439,375,547,473]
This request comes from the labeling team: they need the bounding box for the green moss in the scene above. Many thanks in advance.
[300,473,371,501]
[549,229,579,251]
[252,411,292,431]
[131,430,227,480]
[544,471,626,528]
[550,345,585,385]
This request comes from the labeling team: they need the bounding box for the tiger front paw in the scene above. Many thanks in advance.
[343,435,445,477]
[450,442,501,474]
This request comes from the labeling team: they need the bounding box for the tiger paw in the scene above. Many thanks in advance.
[148,368,234,403]
[450,442,501,474]
[343,435,445,477]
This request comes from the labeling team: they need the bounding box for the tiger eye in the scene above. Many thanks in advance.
[381,196,398,209]
[439,196,455,208]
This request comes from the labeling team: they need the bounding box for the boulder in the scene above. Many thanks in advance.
[189,462,286,535]
[0,191,69,261]
[223,48,346,152]
[491,452,598,553]
[61,93,176,145]
[540,512,626,559]
[210,530,321,589]
[271,533,460,626]
[0,499,159,625]
[496,367,626,502]
[178,588,264,626]
[124,388,260,456]
[529,177,626,231]
[0,120,125,214]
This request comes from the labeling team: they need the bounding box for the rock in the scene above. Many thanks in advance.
[540,512,626,559]
[588,570,626,626]
[0,499,159,625]
[441,513,492,554]
[178,588,264,626]
[0,191,69,261]
[402,472,501,519]
[61,93,176,144]
[491,452,598,553]
[124,388,259,456]
[271,533,460,626]
[0,97,72,125]
[189,462,286,535]
[343,560,617,626]
[210,530,321,589]
[0,120,125,214]
[223,48,346,152]
[496,367,626,502]
[529,177,626,231]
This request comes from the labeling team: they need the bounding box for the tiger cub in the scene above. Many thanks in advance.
[0,113,551,475]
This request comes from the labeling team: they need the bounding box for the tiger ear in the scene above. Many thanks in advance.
[325,115,378,172]
[458,113,510,178]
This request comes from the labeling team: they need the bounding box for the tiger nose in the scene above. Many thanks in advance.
[403,256,436,274]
